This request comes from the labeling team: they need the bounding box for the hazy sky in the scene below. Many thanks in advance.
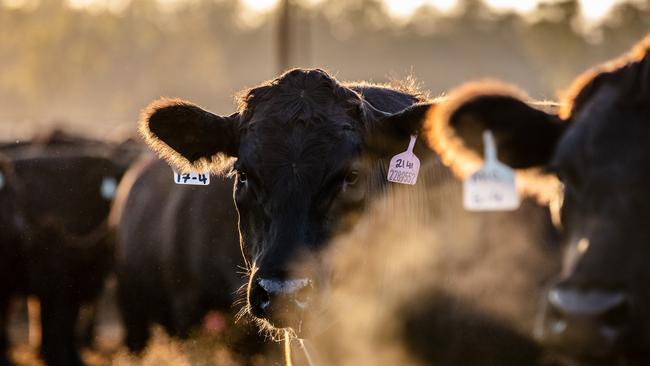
[244,0,624,22]
[4,0,628,24]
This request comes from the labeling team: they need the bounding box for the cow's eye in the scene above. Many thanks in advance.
[343,170,359,186]
[237,171,248,187]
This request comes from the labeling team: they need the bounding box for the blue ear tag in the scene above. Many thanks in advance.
[463,131,519,211]
[172,169,210,186]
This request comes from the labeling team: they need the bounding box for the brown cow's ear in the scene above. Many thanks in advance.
[139,98,239,175]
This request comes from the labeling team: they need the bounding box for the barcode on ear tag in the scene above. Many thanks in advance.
[173,169,210,186]
[463,131,519,211]
[387,134,420,185]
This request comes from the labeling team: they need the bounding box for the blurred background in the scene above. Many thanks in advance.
[1,1,649,365]
[0,0,649,139]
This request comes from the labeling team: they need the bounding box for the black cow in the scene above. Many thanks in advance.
[425,36,650,364]
[0,134,141,366]
[138,69,435,334]
[0,155,22,366]
[112,157,258,351]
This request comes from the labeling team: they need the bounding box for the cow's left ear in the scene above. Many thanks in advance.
[365,102,436,155]
[139,98,240,174]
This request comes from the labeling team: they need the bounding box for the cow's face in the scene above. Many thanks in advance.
[426,39,650,363]
[542,78,650,363]
[140,69,432,332]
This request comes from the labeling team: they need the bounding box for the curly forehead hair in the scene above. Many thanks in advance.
[235,68,366,126]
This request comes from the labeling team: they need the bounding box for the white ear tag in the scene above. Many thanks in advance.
[463,131,520,211]
[173,169,210,186]
[100,177,118,200]
[387,134,420,185]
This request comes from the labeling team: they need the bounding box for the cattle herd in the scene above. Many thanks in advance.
[0,35,648,366]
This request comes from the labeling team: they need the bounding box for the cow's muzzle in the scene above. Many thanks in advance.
[535,283,631,360]
[248,276,313,329]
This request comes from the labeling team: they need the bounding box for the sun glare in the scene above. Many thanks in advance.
[383,0,458,18]
[3,0,628,24]
[66,0,130,12]
[483,0,537,13]
[241,0,279,13]
[580,0,619,21]
[2,0,36,8]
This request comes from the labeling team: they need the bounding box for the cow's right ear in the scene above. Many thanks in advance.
[139,98,240,174]
[425,81,568,202]
[426,81,567,171]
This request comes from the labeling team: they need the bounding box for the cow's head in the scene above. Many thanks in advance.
[426,37,650,363]
[140,69,433,332]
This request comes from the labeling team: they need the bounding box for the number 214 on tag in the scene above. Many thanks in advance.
[387,135,420,185]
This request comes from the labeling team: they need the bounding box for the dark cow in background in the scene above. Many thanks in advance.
[0,155,22,366]
[138,69,435,338]
[426,35,650,364]
[0,132,141,366]
[112,156,271,361]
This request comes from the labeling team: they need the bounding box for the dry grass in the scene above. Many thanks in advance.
[8,327,276,366]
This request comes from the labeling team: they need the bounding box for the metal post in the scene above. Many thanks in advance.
[277,0,291,73]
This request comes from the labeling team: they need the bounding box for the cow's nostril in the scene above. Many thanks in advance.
[249,282,271,317]
[252,277,313,327]
[294,282,312,307]
[258,285,271,309]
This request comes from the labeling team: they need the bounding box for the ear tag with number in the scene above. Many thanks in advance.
[173,169,210,186]
[463,131,519,211]
[387,134,420,185]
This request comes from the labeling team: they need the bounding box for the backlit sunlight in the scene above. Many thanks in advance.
[240,0,278,13]
[483,0,537,13]
[0,0,632,23]
[580,0,619,21]
[233,0,628,22]
[383,0,458,18]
